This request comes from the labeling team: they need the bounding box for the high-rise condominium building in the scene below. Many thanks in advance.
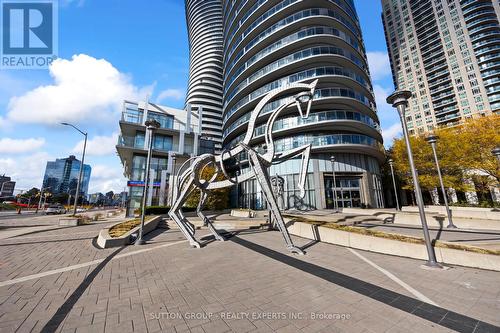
[382,0,500,135]
[186,0,385,209]
[185,0,224,150]
[42,156,91,197]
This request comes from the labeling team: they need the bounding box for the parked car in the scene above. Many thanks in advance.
[45,204,67,215]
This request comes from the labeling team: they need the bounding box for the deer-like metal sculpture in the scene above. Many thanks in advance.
[168,80,319,254]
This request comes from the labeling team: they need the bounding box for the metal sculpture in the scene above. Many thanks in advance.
[168,80,319,254]
[269,175,285,229]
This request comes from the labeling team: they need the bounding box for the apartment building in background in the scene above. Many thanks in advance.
[382,0,500,135]
[116,100,206,216]
[42,156,91,198]
[185,0,386,210]
[185,0,225,151]
[0,175,16,198]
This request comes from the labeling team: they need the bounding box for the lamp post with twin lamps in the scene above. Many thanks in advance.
[387,90,442,269]
[61,122,87,216]
[388,159,400,211]
[136,119,161,245]
[426,135,456,229]
[330,156,339,213]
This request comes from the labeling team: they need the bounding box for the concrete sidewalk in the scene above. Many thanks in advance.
[0,223,499,332]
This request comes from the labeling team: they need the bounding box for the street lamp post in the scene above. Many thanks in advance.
[170,155,177,207]
[236,170,240,208]
[37,186,50,213]
[426,135,456,229]
[388,159,400,211]
[387,90,441,268]
[330,156,338,213]
[492,147,500,165]
[61,123,87,216]
[136,119,161,245]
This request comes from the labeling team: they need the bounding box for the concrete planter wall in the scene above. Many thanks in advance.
[59,218,84,226]
[342,208,500,231]
[96,216,162,249]
[287,221,500,271]
[230,209,256,218]
[401,205,500,221]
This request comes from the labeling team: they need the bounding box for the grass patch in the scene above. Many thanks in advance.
[108,217,152,238]
[284,215,500,256]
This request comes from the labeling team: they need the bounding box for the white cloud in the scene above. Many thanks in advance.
[88,164,126,194]
[6,54,152,126]
[382,123,402,146]
[373,84,394,113]
[71,132,118,156]
[367,51,392,81]
[156,88,184,103]
[0,152,51,191]
[0,137,45,154]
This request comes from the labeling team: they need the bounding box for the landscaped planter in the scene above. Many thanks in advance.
[59,217,85,226]
[287,221,500,271]
[96,216,162,249]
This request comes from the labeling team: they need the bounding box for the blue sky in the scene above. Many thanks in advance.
[0,0,400,194]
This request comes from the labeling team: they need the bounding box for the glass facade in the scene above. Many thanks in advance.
[42,156,91,197]
[185,0,385,209]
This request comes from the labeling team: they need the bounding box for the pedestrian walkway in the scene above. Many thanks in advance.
[0,221,498,332]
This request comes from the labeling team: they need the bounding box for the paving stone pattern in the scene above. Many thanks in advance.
[0,223,499,332]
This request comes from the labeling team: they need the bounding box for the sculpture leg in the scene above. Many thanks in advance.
[168,178,201,248]
[248,151,305,255]
[197,190,226,241]
[172,170,196,236]
[178,209,196,236]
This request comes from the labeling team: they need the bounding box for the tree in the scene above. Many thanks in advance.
[19,187,40,199]
[389,115,500,199]
[185,166,230,211]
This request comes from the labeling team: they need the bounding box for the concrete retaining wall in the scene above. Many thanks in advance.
[401,205,500,221]
[342,208,500,231]
[287,221,500,271]
[97,216,162,249]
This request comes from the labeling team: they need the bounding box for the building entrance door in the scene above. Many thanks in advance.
[324,176,361,209]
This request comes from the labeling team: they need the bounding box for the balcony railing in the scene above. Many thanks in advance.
[117,135,194,155]
[121,109,199,133]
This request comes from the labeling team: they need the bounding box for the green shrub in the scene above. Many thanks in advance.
[0,203,16,211]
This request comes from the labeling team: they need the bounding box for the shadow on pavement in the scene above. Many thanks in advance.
[40,246,125,333]
[230,235,499,333]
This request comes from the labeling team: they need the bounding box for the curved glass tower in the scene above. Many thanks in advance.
[185,0,224,149]
[221,0,385,209]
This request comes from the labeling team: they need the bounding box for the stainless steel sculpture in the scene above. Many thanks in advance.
[269,175,285,229]
[168,80,319,255]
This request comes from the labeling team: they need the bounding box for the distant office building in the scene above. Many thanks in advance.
[185,0,224,150]
[42,155,91,197]
[116,100,205,216]
[382,0,500,134]
[89,192,105,205]
[0,175,15,197]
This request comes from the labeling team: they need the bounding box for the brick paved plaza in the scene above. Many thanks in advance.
[0,217,499,333]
